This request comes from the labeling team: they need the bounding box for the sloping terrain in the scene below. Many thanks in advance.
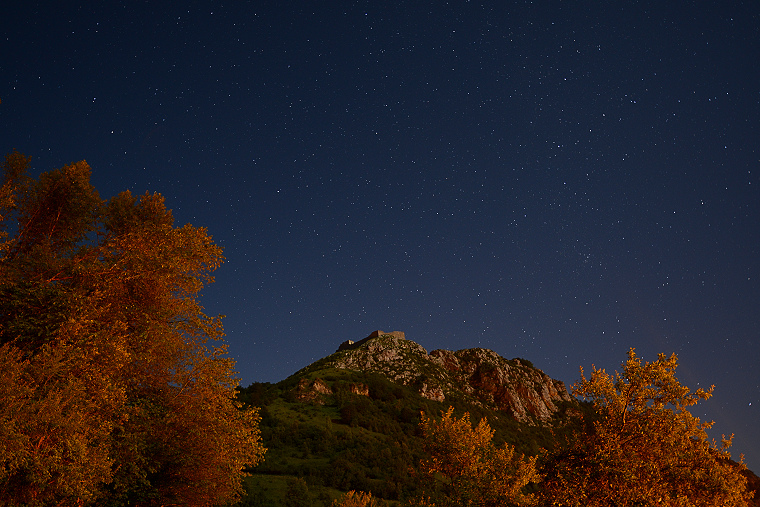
[235,332,585,505]
[310,330,574,424]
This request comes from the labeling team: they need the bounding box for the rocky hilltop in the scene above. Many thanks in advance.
[296,330,573,424]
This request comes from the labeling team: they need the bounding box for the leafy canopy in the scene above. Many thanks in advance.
[414,407,539,507]
[540,348,752,507]
[0,152,265,506]
[333,490,380,507]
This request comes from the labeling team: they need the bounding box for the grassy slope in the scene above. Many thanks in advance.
[234,367,584,506]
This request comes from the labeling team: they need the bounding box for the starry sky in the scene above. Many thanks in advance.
[2,1,759,470]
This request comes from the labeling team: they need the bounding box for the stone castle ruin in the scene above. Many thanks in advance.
[337,329,405,352]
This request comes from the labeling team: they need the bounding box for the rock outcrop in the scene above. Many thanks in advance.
[292,378,369,403]
[337,330,406,352]
[429,348,572,422]
[294,378,332,404]
[349,383,369,396]
[318,331,572,424]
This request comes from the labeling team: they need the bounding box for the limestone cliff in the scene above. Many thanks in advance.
[428,347,572,422]
[306,331,572,424]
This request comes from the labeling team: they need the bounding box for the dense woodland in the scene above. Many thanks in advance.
[235,355,758,507]
[0,152,265,506]
[235,368,575,505]
[1,153,756,506]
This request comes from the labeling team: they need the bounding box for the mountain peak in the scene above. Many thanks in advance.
[300,331,572,424]
[337,329,406,352]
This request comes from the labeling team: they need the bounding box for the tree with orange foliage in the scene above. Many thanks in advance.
[0,152,265,506]
[332,490,380,507]
[539,348,753,507]
[414,407,539,507]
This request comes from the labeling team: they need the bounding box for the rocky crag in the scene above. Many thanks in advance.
[295,330,573,424]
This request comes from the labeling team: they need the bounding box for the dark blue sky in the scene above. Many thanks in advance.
[2,1,758,470]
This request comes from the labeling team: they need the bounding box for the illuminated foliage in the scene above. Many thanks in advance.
[539,348,753,507]
[415,407,539,507]
[332,490,379,507]
[0,153,265,506]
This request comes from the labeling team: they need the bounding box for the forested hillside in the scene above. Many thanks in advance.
[233,333,757,506]
[237,366,582,506]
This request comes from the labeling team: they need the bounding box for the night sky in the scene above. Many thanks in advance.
[2,2,759,470]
